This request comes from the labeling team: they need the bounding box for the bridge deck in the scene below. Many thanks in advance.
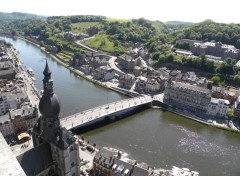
[60,96,152,130]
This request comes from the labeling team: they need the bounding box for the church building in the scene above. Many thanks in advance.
[17,61,80,176]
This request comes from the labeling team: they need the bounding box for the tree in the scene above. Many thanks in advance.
[211,76,220,85]
[227,108,234,124]
[11,29,17,36]
[233,75,240,85]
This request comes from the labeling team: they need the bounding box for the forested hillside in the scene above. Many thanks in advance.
[168,20,240,48]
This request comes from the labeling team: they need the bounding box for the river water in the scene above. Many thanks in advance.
[3,37,240,176]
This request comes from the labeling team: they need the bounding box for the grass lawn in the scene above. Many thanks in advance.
[106,18,132,23]
[83,34,126,53]
[56,51,73,62]
[71,22,100,34]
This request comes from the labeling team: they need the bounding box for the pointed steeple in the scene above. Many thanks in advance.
[39,60,60,117]
[42,60,53,95]
[43,60,51,76]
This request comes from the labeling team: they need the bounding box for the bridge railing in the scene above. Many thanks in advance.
[61,96,152,122]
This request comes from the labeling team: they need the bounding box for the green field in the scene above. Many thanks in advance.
[83,34,126,53]
[71,22,100,33]
[106,18,132,23]
[56,51,73,62]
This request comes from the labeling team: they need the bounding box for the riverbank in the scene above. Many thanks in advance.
[17,36,140,98]
[14,36,240,134]
[166,107,240,134]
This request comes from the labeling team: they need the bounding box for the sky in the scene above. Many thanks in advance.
[1,0,240,23]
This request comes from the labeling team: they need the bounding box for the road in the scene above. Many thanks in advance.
[61,96,152,130]
[108,56,125,75]
[20,67,40,107]
[75,40,97,53]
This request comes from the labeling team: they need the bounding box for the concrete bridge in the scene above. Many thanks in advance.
[60,95,154,130]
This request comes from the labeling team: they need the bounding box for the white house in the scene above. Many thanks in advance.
[207,98,230,118]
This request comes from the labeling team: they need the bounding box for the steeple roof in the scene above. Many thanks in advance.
[43,60,51,76]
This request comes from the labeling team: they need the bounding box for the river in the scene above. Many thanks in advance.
[3,37,240,176]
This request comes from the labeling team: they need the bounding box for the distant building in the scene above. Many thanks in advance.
[234,96,240,117]
[207,98,230,118]
[117,55,136,72]
[119,74,136,90]
[94,66,115,81]
[164,82,211,112]
[178,39,240,60]
[70,53,110,69]
[145,77,165,94]
[0,61,16,80]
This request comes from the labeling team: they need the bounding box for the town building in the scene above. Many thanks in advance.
[164,82,211,112]
[178,39,240,60]
[0,93,9,115]
[234,96,240,117]
[94,66,115,81]
[17,61,80,176]
[119,74,136,90]
[0,85,29,116]
[0,118,14,138]
[70,53,110,69]
[207,98,230,118]
[93,147,152,176]
[117,55,137,72]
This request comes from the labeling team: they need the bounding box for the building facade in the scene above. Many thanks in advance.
[164,82,211,112]
[94,66,115,81]
[119,74,136,90]
[234,96,240,117]
[207,98,230,118]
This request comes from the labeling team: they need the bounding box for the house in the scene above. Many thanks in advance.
[117,55,136,72]
[0,114,14,138]
[0,93,9,115]
[93,147,153,176]
[145,79,160,93]
[133,66,142,77]
[93,147,115,176]
[135,76,147,93]
[119,74,136,90]
[207,98,230,118]
[158,67,170,80]
[234,96,240,117]
[94,66,115,81]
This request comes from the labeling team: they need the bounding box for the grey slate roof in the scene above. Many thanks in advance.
[94,147,115,168]
[17,142,53,176]
[52,127,76,150]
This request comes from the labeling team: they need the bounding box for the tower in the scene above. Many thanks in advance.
[31,61,80,176]
[33,61,61,147]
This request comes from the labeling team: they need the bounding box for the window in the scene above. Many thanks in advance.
[71,162,74,167]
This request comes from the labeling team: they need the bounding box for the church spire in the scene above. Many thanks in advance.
[43,60,51,76]
[43,60,53,95]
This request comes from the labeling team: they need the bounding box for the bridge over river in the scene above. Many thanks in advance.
[60,95,155,130]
